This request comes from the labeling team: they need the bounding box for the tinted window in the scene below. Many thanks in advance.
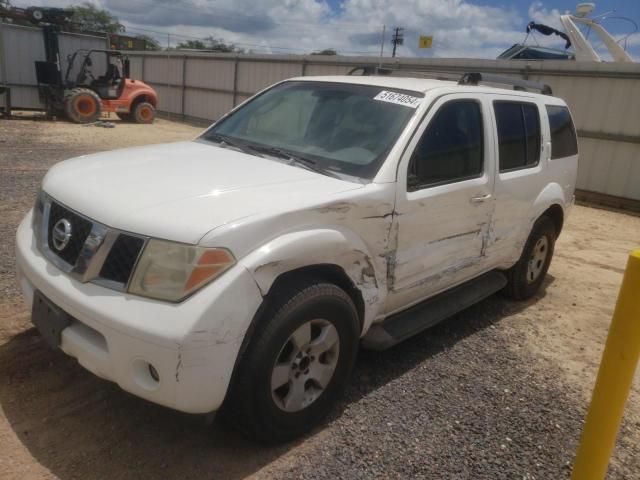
[547,105,578,159]
[494,101,541,172]
[408,100,483,189]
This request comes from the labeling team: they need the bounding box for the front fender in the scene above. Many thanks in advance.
[239,228,386,334]
[132,90,158,107]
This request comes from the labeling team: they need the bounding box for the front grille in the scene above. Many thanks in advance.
[47,201,93,266]
[36,193,149,293]
[99,234,145,284]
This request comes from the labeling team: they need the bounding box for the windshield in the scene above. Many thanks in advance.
[201,81,422,180]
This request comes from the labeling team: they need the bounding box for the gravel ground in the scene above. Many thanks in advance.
[1,117,639,479]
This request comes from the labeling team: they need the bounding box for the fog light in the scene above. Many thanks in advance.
[148,364,160,382]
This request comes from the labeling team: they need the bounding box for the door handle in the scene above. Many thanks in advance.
[470,193,492,204]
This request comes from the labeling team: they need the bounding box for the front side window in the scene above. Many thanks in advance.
[546,105,578,159]
[408,100,484,190]
[494,101,541,172]
[201,81,421,180]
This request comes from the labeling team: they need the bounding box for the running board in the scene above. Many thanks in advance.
[362,271,507,351]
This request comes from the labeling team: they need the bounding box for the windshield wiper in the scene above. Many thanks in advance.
[247,145,339,178]
[205,133,260,157]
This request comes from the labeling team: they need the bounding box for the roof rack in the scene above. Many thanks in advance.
[347,66,553,95]
[458,72,552,95]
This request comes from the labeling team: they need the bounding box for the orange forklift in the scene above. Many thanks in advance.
[1,5,158,123]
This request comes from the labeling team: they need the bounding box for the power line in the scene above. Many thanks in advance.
[124,24,381,55]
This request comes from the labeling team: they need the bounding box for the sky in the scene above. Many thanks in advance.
[11,0,640,59]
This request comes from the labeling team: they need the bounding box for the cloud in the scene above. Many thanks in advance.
[12,0,637,59]
[528,1,566,30]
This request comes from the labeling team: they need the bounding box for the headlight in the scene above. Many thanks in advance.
[128,239,235,302]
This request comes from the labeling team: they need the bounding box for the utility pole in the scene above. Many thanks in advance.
[379,24,385,67]
[167,33,171,120]
[391,27,404,58]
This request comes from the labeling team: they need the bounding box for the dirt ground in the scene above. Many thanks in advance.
[1,116,639,479]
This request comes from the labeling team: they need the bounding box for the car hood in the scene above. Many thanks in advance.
[42,141,363,244]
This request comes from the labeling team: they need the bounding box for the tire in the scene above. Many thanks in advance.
[132,102,155,124]
[223,279,360,443]
[504,216,557,300]
[64,88,101,124]
[116,112,132,122]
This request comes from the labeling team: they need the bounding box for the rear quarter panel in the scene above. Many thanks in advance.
[488,94,577,268]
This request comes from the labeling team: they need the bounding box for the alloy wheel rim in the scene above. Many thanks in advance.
[271,319,340,413]
[527,236,549,283]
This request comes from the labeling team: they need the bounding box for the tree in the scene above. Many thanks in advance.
[136,34,161,51]
[176,37,245,53]
[71,2,124,33]
[311,48,338,55]
[176,39,207,50]
[205,36,236,53]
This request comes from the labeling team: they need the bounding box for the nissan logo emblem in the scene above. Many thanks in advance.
[52,218,72,251]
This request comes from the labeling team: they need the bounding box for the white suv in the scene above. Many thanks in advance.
[15,72,578,442]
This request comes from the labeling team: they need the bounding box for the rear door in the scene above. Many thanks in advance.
[387,93,496,313]
[487,95,546,265]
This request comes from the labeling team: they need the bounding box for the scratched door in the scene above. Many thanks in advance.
[386,94,496,314]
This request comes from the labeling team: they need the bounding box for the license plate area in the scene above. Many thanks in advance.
[32,290,72,348]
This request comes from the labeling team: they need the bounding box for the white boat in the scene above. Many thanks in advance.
[498,2,635,62]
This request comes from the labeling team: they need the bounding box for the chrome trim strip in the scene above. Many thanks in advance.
[80,228,116,282]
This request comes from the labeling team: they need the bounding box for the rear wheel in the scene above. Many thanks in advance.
[224,279,359,443]
[64,88,101,124]
[504,216,556,300]
[132,102,155,124]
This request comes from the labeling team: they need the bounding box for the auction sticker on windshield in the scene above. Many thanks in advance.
[373,90,422,108]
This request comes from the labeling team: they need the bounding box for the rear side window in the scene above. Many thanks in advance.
[546,105,578,159]
[408,100,483,189]
[494,101,541,172]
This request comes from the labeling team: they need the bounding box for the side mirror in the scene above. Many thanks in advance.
[123,58,130,79]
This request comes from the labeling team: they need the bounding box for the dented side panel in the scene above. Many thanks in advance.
[199,183,398,334]
[386,93,498,313]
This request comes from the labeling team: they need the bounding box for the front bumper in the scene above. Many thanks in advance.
[15,210,264,413]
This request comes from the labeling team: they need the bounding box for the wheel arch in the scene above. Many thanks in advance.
[130,92,157,109]
[504,183,568,267]
[239,227,385,335]
[541,203,564,236]
[527,182,568,238]
[266,264,366,333]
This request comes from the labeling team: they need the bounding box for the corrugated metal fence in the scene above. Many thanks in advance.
[1,22,639,208]
[127,51,640,208]
[0,23,107,109]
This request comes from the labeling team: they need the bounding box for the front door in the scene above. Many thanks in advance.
[386,94,496,313]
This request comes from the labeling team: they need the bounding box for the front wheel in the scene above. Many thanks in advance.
[64,88,101,124]
[224,279,360,443]
[132,102,155,124]
[504,216,556,300]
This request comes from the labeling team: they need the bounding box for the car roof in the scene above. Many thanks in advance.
[290,75,455,94]
[288,75,561,102]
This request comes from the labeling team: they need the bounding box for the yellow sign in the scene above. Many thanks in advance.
[419,35,433,48]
